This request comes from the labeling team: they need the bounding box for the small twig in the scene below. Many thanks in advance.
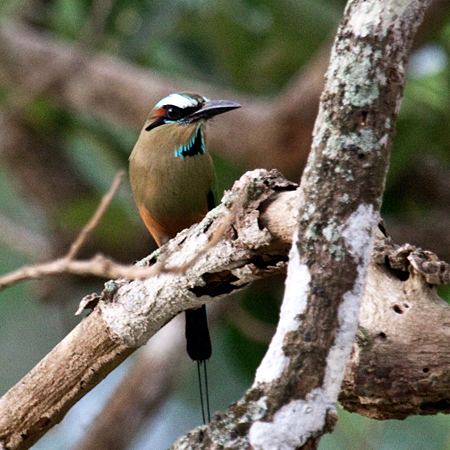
[0,212,233,292]
[66,171,125,260]
[0,255,159,292]
[0,172,126,292]
[0,173,237,292]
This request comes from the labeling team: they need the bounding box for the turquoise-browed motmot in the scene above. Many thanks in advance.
[129,92,240,422]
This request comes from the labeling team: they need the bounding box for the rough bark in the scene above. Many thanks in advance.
[0,308,134,450]
[171,0,432,448]
[0,171,450,450]
[76,302,229,450]
[340,234,450,419]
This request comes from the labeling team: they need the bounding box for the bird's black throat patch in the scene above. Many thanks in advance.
[174,128,205,158]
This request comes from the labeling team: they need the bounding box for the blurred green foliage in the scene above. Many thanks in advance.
[1,0,450,449]
[42,0,343,93]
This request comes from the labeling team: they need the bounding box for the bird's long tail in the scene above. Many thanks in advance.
[185,305,211,423]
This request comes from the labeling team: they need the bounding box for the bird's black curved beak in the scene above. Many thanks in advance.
[184,100,241,123]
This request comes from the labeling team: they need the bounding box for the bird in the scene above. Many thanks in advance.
[129,92,241,423]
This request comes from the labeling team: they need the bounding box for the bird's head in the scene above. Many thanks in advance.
[142,92,241,158]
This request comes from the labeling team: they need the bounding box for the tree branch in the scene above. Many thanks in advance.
[0,169,296,450]
[340,233,450,419]
[172,0,433,448]
[1,169,449,450]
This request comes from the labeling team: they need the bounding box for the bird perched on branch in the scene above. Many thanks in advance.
[129,92,241,423]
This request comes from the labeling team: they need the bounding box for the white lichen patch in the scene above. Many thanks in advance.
[304,224,317,240]
[379,133,389,147]
[322,222,339,242]
[349,129,379,153]
[327,43,381,108]
[348,0,416,39]
[329,244,346,260]
[239,396,268,424]
[324,203,378,397]
[253,236,310,384]
[249,390,335,450]
[325,130,379,160]
[348,0,383,37]
[323,283,365,399]
[99,277,172,347]
[340,193,350,204]
[341,203,377,261]
[250,204,378,448]
[343,50,381,107]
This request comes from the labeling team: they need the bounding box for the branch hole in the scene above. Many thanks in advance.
[384,256,409,281]
[393,305,403,314]
[146,256,158,266]
[378,222,388,237]
[378,332,387,340]
[229,224,238,240]
[423,367,429,374]
[360,110,368,125]
[250,253,288,270]
[189,270,242,297]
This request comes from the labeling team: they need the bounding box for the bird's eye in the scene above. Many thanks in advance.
[165,106,183,120]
